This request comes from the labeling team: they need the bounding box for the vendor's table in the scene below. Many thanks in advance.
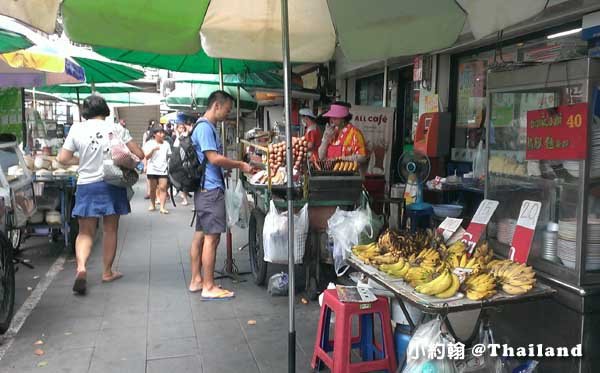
[28,175,78,252]
[347,255,556,346]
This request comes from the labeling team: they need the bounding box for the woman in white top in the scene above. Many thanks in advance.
[143,127,172,214]
[58,95,144,295]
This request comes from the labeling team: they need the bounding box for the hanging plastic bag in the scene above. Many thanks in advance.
[404,317,458,373]
[108,131,139,170]
[456,323,510,373]
[225,180,243,227]
[236,180,251,229]
[327,207,372,276]
[263,201,308,264]
[359,203,385,245]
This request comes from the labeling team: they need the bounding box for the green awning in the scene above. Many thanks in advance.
[94,46,280,74]
[0,29,32,54]
[166,84,257,112]
[37,82,141,95]
[59,92,147,105]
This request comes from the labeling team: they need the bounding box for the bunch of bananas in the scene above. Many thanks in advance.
[405,266,435,287]
[414,269,461,299]
[379,258,410,278]
[472,242,494,264]
[408,248,440,270]
[377,229,437,258]
[489,260,536,295]
[462,273,497,300]
[351,243,380,262]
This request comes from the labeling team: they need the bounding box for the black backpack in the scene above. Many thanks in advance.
[168,120,209,193]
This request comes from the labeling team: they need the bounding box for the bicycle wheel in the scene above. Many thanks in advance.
[0,233,15,333]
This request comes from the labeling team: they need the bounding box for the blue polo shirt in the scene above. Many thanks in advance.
[191,118,224,191]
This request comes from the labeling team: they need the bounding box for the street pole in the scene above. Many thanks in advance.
[280,0,295,372]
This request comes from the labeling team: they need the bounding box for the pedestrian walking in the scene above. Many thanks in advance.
[143,126,172,214]
[188,90,253,299]
[57,95,144,295]
[173,122,190,206]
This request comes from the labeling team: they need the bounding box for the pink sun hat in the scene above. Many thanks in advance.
[323,104,350,118]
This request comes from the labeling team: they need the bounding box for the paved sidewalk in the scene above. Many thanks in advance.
[0,183,320,373]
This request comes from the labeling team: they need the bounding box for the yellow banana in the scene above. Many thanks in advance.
[415,270,452,296]
[435,274,460,299]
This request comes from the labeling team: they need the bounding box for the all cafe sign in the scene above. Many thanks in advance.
[351,105,395,177]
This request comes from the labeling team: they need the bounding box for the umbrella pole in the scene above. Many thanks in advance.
[218,59,224,90]
[280,0,296,372]
[76,87,81,122]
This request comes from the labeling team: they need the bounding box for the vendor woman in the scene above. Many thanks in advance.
[318,102,367,169]
[299,108,321,159]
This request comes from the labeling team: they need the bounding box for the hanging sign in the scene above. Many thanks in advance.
[352,105,395,178]
[509,200,542,264]
[526,103,588,160]
[462,199,499,255]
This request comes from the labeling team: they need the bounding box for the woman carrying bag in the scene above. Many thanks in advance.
[58,95,145,295]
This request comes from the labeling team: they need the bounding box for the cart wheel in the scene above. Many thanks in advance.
[8,228,22,252]
[306,276,319,301]
[248,209,268,286]
[0,233,15,334]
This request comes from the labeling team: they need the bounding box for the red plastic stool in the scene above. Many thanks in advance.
[311,289,397,373]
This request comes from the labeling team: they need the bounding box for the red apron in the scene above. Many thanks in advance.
[326,126,352,159]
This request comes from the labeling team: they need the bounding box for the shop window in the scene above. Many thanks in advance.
[453,29,586,149]
[356,73,384,106]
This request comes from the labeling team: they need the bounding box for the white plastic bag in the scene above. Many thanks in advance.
[263,201,308,264]
[236,181,250,229]
[404,317,458,373]
[327,207,372,277]
[225,181,242,228]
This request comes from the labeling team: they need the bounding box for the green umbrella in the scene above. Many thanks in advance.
[165,84,257,112]
[37,82,141,95]
[94,46,280,75]
[58,92,147,105]
[172,71,302,90]
[0,28,32,53]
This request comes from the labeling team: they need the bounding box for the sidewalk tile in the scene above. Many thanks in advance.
[147,354,202,373]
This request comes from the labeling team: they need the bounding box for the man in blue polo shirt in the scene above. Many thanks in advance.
[189,90,252,299]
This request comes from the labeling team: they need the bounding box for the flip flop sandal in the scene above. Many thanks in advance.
[201,289,235,301]
[102,272,123,283]
[73,273,87,295]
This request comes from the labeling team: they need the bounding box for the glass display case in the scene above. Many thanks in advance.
[485,58,600,287]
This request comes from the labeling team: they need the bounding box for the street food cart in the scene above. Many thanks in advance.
[241,138,364,299]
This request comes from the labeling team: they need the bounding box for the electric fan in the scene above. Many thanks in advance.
[397,150,432,210]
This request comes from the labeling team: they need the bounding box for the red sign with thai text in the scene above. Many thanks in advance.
[526,103,588,160]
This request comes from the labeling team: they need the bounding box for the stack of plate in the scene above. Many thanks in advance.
[559,218,600,242]
[541,223,559,262]
[591,127,600,178]
[558,238,576,269]
[562,161,580,178]
[497,219,517,245]
[557,218,600,271]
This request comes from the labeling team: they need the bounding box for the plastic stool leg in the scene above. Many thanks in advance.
[359,314,375,361]
[312,304,330,370]
[315,307,332,371]
[332,309,351,373]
